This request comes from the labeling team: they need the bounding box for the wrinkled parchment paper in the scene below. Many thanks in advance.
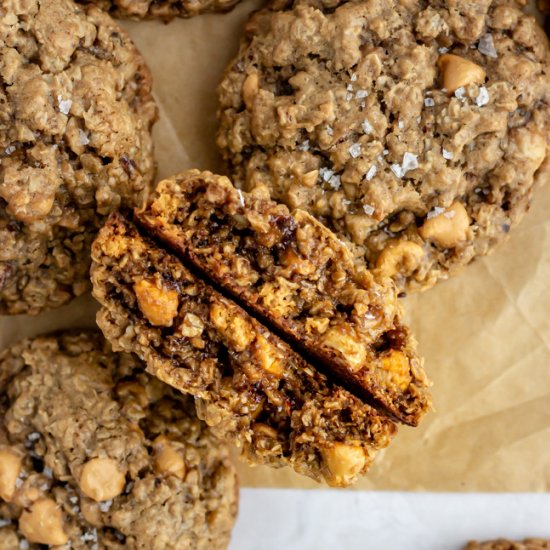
[1,0,549,492]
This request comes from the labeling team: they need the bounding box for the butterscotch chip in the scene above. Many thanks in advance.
[135,170,431,425]
[217,0,550,292]
[0,331,238,549]
[91,214,397,487]
[78,0,242,19]
[0,0,157,315]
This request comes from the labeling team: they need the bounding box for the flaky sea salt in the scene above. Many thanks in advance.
[349,143,361,158]
[347,84,353,92]
[4,145,15,155]
[81,529,98,543]
[478,33,497,58]
[326,125,334,136]
[355,89,368,99]
[383,149,389,156]
[319,167,334,182]
[43,466,53,478]
[390,163,403,178]
[365,165,377,181]
[27,432,40,441]
[0,519,11,528]
[424,97,435,107]
[427,206,445,219]
[346,92,353,101]
[99,499,113,512]
[363,203,375,215]
[398,120,404,130]
[58,95,72,115]
[79,129,90,146]
[401,152,418,174]
[362,119,373,134]
[442,148,454,160]
[454,87,466,100]
[476,86,490,107]
[297,139,310,152]
[350,73,357,82]
[328,174,341,189]
[438,46,449,54]
[19,540,29,550]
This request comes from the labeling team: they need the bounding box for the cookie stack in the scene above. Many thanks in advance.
[1,0,549,548]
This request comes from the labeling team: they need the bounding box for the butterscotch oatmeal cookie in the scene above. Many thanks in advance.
[91,213,397,487]
[217,0,550,292]
[0,0,157,315]
[466,539,550,549]
[0,331,238,549]
[79,0,241,19]
[136,170,431,425]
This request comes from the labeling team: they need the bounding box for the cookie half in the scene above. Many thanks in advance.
[0,0,157,315]
[91,213,398,487]
[217,0,550,291]
[135,170,431,425]
[78,0,242,19]
[0,331,238,549]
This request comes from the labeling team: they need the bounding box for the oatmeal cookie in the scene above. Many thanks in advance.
[91,213,397,487]
[217,0,550,292]
[79,0,242,19]
[135,170,431,425]
[0,0,157,315]
[0,331,238,549]
[465,539,550,549]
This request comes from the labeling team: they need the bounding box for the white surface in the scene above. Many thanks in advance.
[230,490,550,550]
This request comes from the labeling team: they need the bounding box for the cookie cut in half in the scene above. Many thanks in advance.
[217,0,550,291]
[0,0,157,315]
[0,331,238,549]
[91,213,398,487]
[135,170,431,425]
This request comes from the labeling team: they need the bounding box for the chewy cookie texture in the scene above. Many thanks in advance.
[91,213,398,487]
[217,0,550,292]
[0,331,238,549]
[0,0,157,315]
[78,0,242,19]
[136,170,431,425]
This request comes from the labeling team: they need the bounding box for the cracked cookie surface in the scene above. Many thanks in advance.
[135,170,431,425]
[0,331,238,549]
[78,0,242,19]
[465,539,550,550]
[91,213,397,487]
[0,0,157,315]
[217,0,550,292]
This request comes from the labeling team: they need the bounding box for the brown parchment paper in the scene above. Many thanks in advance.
[1,0,549,492]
